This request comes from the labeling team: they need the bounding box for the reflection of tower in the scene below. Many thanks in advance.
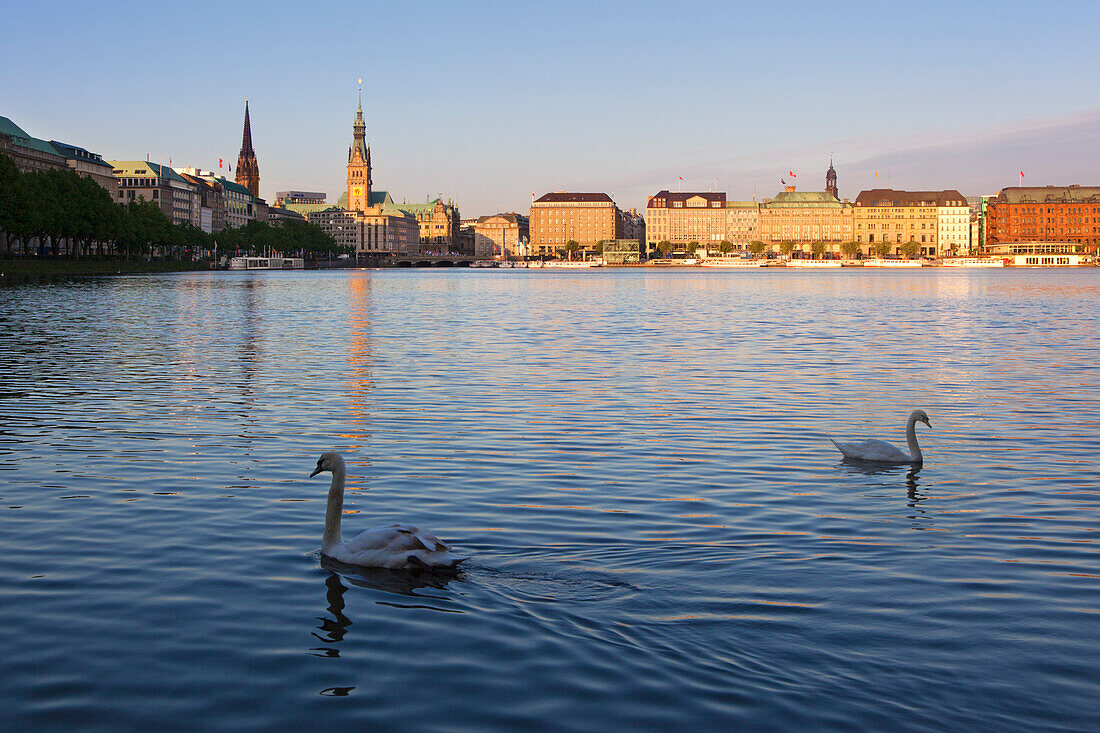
[825,156,838,200]
[346,81,372,212]
[341,274,374,450]
[236,100,260,198]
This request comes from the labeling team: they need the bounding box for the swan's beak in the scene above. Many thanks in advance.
[923,419,932,429]
[310,467,322,478]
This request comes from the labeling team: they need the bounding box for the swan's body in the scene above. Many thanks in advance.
[311,451,468,570]
[830,410,931,464]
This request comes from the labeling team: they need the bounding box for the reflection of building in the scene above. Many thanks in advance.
[853,189,968,257]
[530,192,624,256]
[473,212,529,257]
[235,101,260,198]
[986,185,1100,253]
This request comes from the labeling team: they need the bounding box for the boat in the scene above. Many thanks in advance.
[542,261,600,268]
[861,258,925,268]
[699,258,766,268]
[1008,254,1085,267]
[786,260,842,268]
[941,257,1005,267]
[228,256,305,270]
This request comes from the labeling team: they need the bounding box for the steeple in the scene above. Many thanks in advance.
[825,155,838,200]
[235,99,260,198]
[346,79,372,211]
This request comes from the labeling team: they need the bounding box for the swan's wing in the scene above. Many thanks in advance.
[344,524,449,554]
[830,437,912,463]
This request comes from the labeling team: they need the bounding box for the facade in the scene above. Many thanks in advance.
[530,192,623,256]
[307,207,418,255]
[174,167,263,230]
[50,141,119,198]
[602,239,642,264]
[0,116,68,173]
[394,198,461,250]
[267,206,306,223]
[109,160,200,226]
[646,191,750,251]
[178,172,225,233]
[759,187,853,251]
[235,101,260,198]
[853,189,969,257]
[619,207,645,247]
[473,212,529,258]
[275,191,325,207]
[985,186,1100,253]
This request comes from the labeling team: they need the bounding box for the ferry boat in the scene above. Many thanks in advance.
[699,258,766,268]
[941,257,1005,268]
[1009,254,1085,267]
[228,256,305,270]
[861,258,925,268]
[786,260,842,268]
[542,260,601,268]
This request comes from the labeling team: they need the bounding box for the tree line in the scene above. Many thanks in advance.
[0,153,346,261]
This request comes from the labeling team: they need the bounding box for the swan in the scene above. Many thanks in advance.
[829,410,932,464]
[310,451,468,570]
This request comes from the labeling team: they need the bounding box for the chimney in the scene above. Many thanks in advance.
[784,185,796,193]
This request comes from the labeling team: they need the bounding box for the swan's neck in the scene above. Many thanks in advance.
[323,463,346,554]
[906,414,924,464]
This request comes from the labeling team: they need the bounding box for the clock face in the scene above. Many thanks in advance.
[352,186,363,196]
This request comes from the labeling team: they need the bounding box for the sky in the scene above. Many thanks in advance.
[3,0,1100,216]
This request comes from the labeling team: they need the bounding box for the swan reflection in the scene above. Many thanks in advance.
[837,460,926,503]
[320,555,462,597]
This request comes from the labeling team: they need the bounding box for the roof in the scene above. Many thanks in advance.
[476,212,528,225]
[107,160,190,184]
[854,189,968,207]
[534,192,614,204]
[284,202,332,217]
[994,185,1100,204]
[764,191,846,208]
[220,178,253,196]
[647,191,726,207]
[335,190,393,209]
[50,140,113,169]
[0,116,67,159]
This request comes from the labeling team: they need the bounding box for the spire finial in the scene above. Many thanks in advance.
[357,78,363,112]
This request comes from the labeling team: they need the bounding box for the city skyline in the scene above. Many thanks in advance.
[3,1,1100,214]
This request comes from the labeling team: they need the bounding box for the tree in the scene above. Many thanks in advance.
[657,240,673,257]
[840,241,861,259]
[901,239,922,259]
[874,241,893,258]
[779,240,795,256]
[947,242,960,257]
[810,241,826,259]
[749,240,765,255]
[719,240,734,254]
[565,239,580,261]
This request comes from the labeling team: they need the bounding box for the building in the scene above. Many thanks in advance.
[473,212,529,258]
[307,206,418,256]
[759,187,853,253]
[647,192,733,251]
[853,189,969,257]
[602,239,642,264]
[267,206,306,223]
[985,186,1100,253]
[109,160,200,226]
[235,101,260,198]
[175,166,264,230]
[530,192,624,257]
[825,158,839,200]
[275,191,326,207]
[390,198,461,251]
[619,207,645,247]
[178,172,225,233]
[49,141,119,198]
[306,89,419,256]
[0,116,68,173]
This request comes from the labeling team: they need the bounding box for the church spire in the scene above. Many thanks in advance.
[825,154,838,200]
[236,99,260,198]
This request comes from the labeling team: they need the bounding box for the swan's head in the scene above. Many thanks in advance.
[310,451,345,478]
[913,410,932,429]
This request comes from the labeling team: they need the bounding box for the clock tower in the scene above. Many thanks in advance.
[347,81,372,211]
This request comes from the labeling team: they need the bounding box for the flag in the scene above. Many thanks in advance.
[219,158,223,168]
[678,176,683,181]
[789,170,797,178]
[228,163,232,172]
[781,178,786,185]
[1020,171,1025,177]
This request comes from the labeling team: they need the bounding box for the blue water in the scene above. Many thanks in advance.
[2,268,1099,731]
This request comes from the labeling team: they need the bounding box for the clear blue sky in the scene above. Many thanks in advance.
[3,0,1099,215]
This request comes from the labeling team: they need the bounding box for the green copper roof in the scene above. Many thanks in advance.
[0,116,67,159]
[765,191,845,208]
[335,190,392,209]
[284,202,331,217]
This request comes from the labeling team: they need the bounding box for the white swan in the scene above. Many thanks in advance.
[830,410,931,464]
[310,451,468,570]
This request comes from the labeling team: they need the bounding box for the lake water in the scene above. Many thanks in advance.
[2,268,1099,731]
